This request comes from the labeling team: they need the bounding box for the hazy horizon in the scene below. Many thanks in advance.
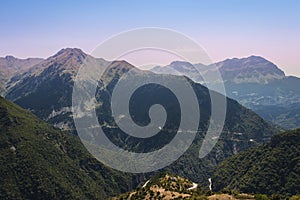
[1,0,299,76]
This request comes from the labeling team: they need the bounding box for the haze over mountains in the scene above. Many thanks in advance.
[151,56,286,84]
[152,56,300,129]
[1,48,279,181]
[0,48,299,199]
[215,56,285,84]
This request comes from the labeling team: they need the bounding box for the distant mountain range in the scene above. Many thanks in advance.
[0,48,299,199]
[152,56,300,129]
[151,56,286,84]
[1,48,279,185]
[215,56,285,84]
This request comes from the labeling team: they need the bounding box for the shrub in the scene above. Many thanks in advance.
[255,194,270,200]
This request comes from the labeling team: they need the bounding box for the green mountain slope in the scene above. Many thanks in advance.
[0,96,134,199]
[224,77,300,130]
[213,128,300,196]
[254,103,300,130]
[113,172,259,200]
[5,48,280,185]
[113,173,204,200]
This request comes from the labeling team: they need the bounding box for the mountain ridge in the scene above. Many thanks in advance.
[0,56,43,96]
[214,55,285,84]
[1,48,292,199]
[150,55,300,129]
[4,48,280,185]
[151,55,286,84]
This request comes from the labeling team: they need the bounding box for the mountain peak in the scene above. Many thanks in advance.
[56,47,86,55]
[222,55,272,64]
[52,48,87,60]
[248,55,265,59]
[36,48,89,74]
[170,60,193,67]
[170,61,194,68]
[244,55,274,64]
[216,55,285,83]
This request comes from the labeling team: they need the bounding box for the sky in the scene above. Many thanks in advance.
[1,0,300,76]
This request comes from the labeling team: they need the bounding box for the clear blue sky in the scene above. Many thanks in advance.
[1,0,300,76]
